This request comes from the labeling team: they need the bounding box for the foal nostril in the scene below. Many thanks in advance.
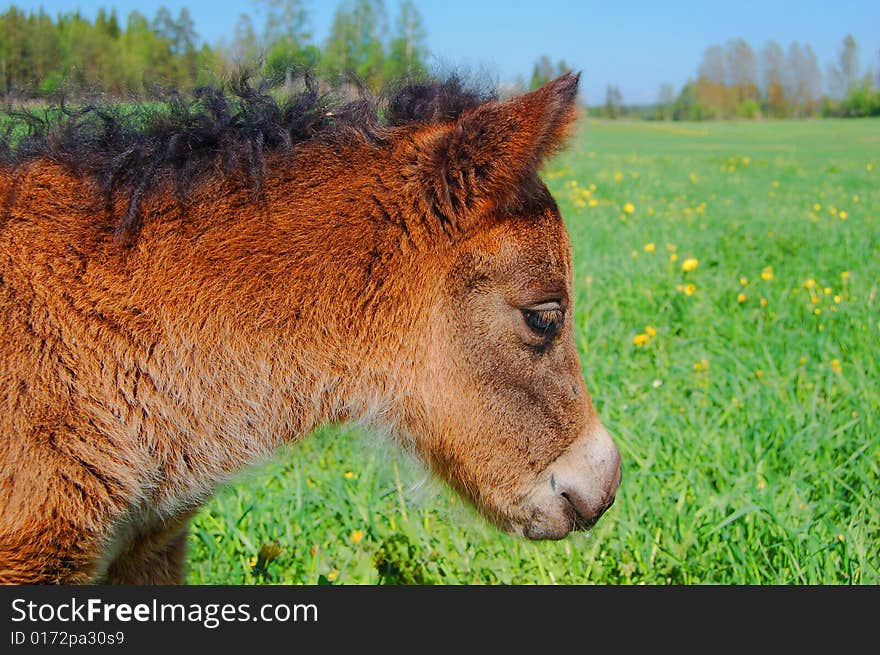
[559,487,614,530]
[555,449,621,531]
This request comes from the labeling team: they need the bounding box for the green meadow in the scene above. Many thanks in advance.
[187,118,880,585]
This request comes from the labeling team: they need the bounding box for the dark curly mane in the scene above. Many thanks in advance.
[0,72,496,243]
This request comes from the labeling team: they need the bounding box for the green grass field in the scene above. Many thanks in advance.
[186,118,879,585]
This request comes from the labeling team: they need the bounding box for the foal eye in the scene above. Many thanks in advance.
[521,305,564,338]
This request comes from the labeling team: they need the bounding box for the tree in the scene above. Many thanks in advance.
[828,34,860,100]
[655,83,675,120]
[264,38,320,86]
[698,44,725,84]
[695,44,732,117]
[174,8,199,86]
[322,0,388,90]
[785,42,822,117]
[529,56,570,90]
[252,0,316,85]
[96,7,120,39]
[144,6,178,84]
[254,0,309,45]
[174,8,198,54]
[838,80,880,117]
[671,81,701,120]
[760,40,787,117]
[725,38,758,106]
[120,10,156,93]
[230,13,259,64]
[604,84,623,119]
[530,56,554,90]
[151,6,175,44]
[386,0,427,79]
[29,9,63,93]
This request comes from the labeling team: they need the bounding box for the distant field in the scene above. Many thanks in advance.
[187,118,879,584]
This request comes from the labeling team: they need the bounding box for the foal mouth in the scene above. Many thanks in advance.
[514,433,622,540]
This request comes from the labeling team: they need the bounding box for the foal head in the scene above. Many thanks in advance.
[386,74,621,539]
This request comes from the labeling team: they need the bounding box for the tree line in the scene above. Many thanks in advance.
[0,0,428,97]
[590,35,879,120]
[3,3,877,121]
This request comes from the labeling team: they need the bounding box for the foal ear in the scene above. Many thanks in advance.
[408,72,580,229]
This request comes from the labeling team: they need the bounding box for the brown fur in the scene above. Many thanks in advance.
[0,74,620,584]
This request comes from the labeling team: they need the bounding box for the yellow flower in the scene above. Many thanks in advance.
[327,570,339,581]
[623,202,635,214]
[757,479,766,490]
[813,203,822,212]
[344,471,356,479]
[737,293,746,303]
[761,266,774,281]
[633,333,650,347]
[645,325,657,337]
[755,369,764,379]
[831,359,842,373]
[839,210,848,220]
[813,308,822,315]
[739,276,748,286]
[644,242,655,252]
[760,297,768,308]
[684,283,696,296]
[803,278,816,289]
[588,198,598,207]
[670,253,679,262]
[833,295,841,303]
[840,271,850,281]
[350,529,364,544]
[681,257,699,272]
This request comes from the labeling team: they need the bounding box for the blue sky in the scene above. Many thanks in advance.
[6,1,880,104]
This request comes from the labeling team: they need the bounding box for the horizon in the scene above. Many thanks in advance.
[4,1,879,105]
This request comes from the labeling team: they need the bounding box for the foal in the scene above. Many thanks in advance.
[0,73,620,583]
